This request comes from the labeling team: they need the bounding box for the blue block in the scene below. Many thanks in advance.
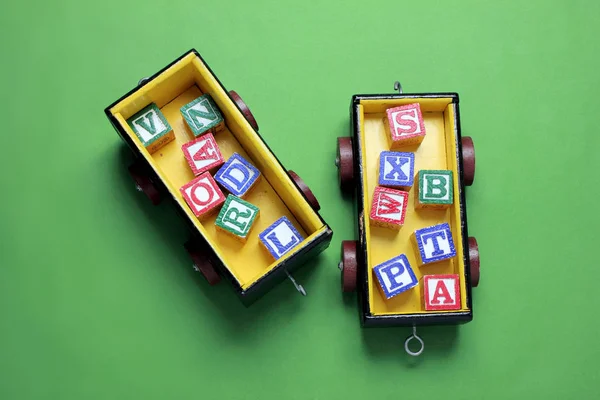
[214,153,261,197]
[373,254,418,299]
[259,216,304,260]
[378,151,415,188]
[414,223,457,265]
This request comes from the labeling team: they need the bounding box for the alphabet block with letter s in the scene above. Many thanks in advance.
[385,103,426,148]
[423,274,461,311]
[127,103,175,153]
[373,254,418,299]
[215,194,260,242]
[214,153,261,198]
[369,186,409,229]
[413,223,457,265]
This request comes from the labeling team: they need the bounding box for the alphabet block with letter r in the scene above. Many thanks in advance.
[415,170,453,209]
[378,151,415,190]
[259,216,304,260]
[180,94,224,137]
[215,194,260,242]
[413,223,457,265]
[127,103,174,153]
[373,254,418,299]
[181,133,225,176]
[423,274,461,311]
[385,103,426,148]
[214,153,261,198]
[369,186,409,229]
[180,172,226,220]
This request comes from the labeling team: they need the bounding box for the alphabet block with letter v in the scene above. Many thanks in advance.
[415,170,453,209]
[373,254,418,299]
[259,216,304,260]
[180,172,226,220]
[127,103,174,153]
[423,274,461,311]
[369,186,409,229]
[378,151,415,190]
[181,133,225,176]
[215,194,260,242]
[180,94,224,137]
[385,103,426,148]
[413,223,457,265]
[214,153,261,198]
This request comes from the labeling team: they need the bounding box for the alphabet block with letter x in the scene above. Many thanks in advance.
[423,274,461,311]
[214,153,261,198]
[378,151,415,190]
[215,194,260,242]
[180,94,225,137]
[181,133,225,176]
[413,223,457,265]
[127,103,175,153]
[416,170,453,209]
[385,103,426,148]
[259,216,304,260]
[370,186,409,229]
[373,254,418,299]
[180,172,226,220]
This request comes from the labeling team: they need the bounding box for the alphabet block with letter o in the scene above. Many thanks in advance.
[182,133,225,176]
[416,170,453,209]
[215,194,260,242]
[413,223,457,265]
[373,254,418,299]
[385,103,426,148]
[259,216,304,260]
[378,151,415,190]
[127,103,175,153]
[214,153,261,198]
[370,186,409,229]
[180,94,225,137]
[423,274,461,311]
[180,172,226,220]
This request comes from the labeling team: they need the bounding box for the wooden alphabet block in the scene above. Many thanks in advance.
[180,172,226,219]
[214,153,261,198]
[413,223,457,265]
[181,133,225,176]
[259,216,304,260]
[215,194,260,242]
[378,151,415,190]
[127,103,174,153]
[415,170,453,209]
[423,274,461,310]
[369,186,409,229]
[180,94,224,137]
[385,103,426,148]
[373,254,418,299]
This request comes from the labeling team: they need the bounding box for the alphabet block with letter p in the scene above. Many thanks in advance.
[378,151,415,190]
[215,195,260,242]
[180,172,226,220]
[127,103,174,153]
[180,94,224,137]
[413,223,457,265]
[423,274,461,311]
[259,216,304,260]
[369,186,409,229]
[181,133,225,176]
[416,170,453,209]
[385,103,426,148]
[214,153,261,198]
[373,254,418,299]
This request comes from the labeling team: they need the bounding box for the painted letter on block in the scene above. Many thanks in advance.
[370,186,409,229]
[182,133,225,176]
[214,153,261,198]
[127,103,174,153]
[423,274,461,310]
[416,170,453,209]
[215,194,260,241]
[180,172,226,219]
[180,94,225,137]
[259,216,304,260]
[385,103,426,148]
[413,223,457,265]
[373,254,418,299]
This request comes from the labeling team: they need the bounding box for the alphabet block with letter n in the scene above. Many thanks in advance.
[415,170,453,209]
[259,216,304,260]
[373,254,418,299]
[127,103,174,153]
[214,153,261,198]
[215,194,260,242]
[180,172,226,220]
[413,223,457,265]
[181,133,225,176]
[369,186,409,229]
[378,151,415,190]
[180,94,224,137]
[385,103,426,148]
[423,274,461,311]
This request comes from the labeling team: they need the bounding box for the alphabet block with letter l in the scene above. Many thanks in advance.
[415,170,453,209]
[378,151,415,190]
[369,186,409,229]
[215,194,260,242]
[127,103,174,153]
[259,216,304,260]
[181,133,225,176]
[423,274,461,311]
[180,172,226,220]
[385,103,426,148]
[413,223,457,265]
[373,254,418,299]
[180,94,224,137]
[214,153,261,198]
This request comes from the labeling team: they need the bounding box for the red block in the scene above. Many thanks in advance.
[385,103,426,148]
[423,274,461,311]
[180,172,226,219]
[369,186,409,229]
[182,132,225,176]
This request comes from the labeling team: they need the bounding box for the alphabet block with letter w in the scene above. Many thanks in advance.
[369,186,409,230]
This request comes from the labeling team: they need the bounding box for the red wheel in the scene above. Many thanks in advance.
[468,237,480,288]
[184,241,221,285]
[462,136,476,186]
[229,90,259,131]
[336,137,355,191]
[288,170,321,211]
[340,240,358,292]
[128,160,161,205]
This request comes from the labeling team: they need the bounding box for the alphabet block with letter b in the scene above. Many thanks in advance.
[423,274,461,311]
[373,254,418,299]
[214,153,261,198]
[413,223,457,265]
[259,216,304,260]
[370,186,409,229]
[182,133,225,176]
[385,103,426,148]
[378,151,415,190]
[215,194,260,242]
[415,170,453,209]
[180,172,226,220]
[127,103,174,154]
[180,94,224,137]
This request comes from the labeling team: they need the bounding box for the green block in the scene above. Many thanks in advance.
[180,94,224,137]
[215,194,260,241]
[417,170,453,206]
[127,103,174,153]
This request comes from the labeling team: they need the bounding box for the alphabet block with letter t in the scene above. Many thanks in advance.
[385,103,426,148]
[370,186,409,229]
[127,103,174,153]
[423,274,461,311]
[215,195,260,242]
[373,254,418,299]
[413,223,457,265]
[180,94,225,137]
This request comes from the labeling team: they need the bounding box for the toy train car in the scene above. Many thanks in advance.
[105,49,332,305]
[336,84,479,355]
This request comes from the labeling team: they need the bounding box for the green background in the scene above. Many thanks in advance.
[1,0,599,398]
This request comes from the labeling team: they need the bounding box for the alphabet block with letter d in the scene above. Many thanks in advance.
[259,216,304,260]
[413,223,457,265]
[214,153,261,198]
[215,194,260,242]
[127,103,174,154]
[180,94,225,137]
[373,254,418,299]
[415,170,453,209]
[423,274,461,311]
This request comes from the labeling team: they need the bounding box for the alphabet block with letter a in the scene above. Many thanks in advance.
[416,170,453,209]
[259,216,304,260]
[182,133,225,176]
[180,172,226,220]
[180,94,224,137]
[127,103,174,153]
[413,223,457,265]
[378,151,415,190]
[370,186,409,229]
[215,194,260,242]
[373,254,418,299]
[423,274,461,311]
[385,103,426,148]
[214,153,261,198]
